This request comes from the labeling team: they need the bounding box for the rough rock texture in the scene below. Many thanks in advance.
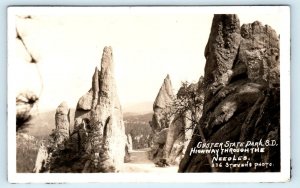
[33,102,71,172]
[165,79,204,165]
[33,142,49,173]
[163,119,184,164]
[79,46,126,172]
[203,14,241,102]
[149,75,174,161]
[54,102,70,146]
[37,46,126,173]
[77,90,93,111]
[179,14,280,172]
[149,76,204,165]
[150,75,174,132]
[153,75,174,110]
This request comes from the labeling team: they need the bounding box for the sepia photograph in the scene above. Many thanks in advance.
[7,6,290,183]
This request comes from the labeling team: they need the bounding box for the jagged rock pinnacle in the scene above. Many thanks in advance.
[153,74,174,110]
[41,46,126,173]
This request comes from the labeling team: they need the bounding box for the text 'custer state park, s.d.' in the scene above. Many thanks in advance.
[15,13,281,174]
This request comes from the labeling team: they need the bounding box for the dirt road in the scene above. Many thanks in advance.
[121,148,178,173]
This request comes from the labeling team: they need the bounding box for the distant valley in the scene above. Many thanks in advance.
[20,103,153,145]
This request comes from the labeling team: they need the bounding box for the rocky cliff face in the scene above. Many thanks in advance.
[36,46,126,173]
[179,14,280,172]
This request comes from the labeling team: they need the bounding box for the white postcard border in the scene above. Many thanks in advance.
[7,6,290,183]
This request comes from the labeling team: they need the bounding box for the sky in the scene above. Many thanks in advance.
[9,7,282,113]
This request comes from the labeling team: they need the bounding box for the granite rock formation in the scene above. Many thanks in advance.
[166,79,204,165]
[149,75,174,161]
[179,14,280,172]
[33,142,49,173]
[33,102,71,172]
[36,46,126,173]
[54,102,70,146]
[150,75,174,132]
[78,46,126,172]
[149,75,204,165]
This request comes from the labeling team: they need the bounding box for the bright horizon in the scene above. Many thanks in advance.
[9,7,282,113]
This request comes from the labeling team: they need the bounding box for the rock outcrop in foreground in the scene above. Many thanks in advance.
[36,47,126,173]
[179,14,280,172]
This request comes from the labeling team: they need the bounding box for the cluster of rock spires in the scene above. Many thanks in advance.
[34,46,127,173]
[179,14,280,172]
[31,14,280,173]
[149,75,204,165]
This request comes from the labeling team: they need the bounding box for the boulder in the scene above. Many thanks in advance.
[76,90,93,111]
